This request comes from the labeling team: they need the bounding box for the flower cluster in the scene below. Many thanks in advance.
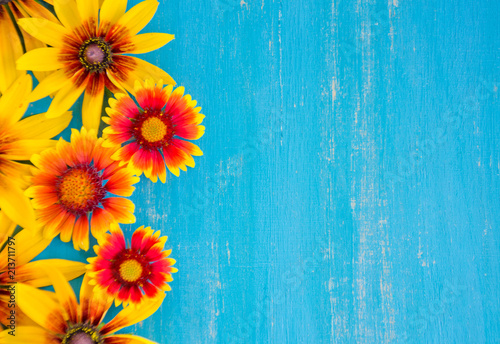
[0,0,204,342]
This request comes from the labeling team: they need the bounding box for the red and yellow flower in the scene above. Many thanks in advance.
[17,0,175,130]
[0,213,86,328]
[87,224,177,306]
[1,269,164,343]
[0,73,71,229]
[103,80,204,182]
[25,127,139,251]
[0,0,58,94]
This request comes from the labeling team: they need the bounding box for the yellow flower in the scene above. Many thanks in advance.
[0,0,58,94]
[0,270,164,343]
[0,74,71,229]
[17,0,175,131]
[0,212,86,328]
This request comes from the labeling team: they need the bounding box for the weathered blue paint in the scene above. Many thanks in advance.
[36,0,500,343]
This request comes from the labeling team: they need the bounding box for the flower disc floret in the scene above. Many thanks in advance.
[56,165,106,216]
[78,38,112,72]
[62,325,102,344]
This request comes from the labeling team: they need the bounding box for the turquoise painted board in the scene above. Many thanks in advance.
[32,0,500,343]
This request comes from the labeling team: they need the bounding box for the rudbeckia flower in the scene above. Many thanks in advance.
[0,0,57,94]
[0,73,71,229]
[103,80,204,182]
[16,0,175,131]
[0,212,86,328]
[87,224,177,306]
[25,127,139,251]
[1,270,165,343]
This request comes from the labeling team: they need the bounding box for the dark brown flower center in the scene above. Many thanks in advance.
[78,38,112,72]
[85,44,106,64]
[62,325,102,344]
[0,0,13,5]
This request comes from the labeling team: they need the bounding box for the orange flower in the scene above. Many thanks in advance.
[103,80,204,181]
[17,0,175,130]
[87,224,177,306]
[25,128,139,251]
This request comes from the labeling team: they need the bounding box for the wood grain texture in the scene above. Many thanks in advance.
[36,0,500,343]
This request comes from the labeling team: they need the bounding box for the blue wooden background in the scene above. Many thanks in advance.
[35,0,500,343]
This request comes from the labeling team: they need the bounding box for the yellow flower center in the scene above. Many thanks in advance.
[59,169,96,209]
[141,117,167,142]
[119,259,143,282]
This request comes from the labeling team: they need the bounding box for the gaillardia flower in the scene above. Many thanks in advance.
[0,73,71,229]
[25,127,139,251]
[17,0,175,130]
[103,80,204,182]
[0,213,86,328]
[87,224,177,306]
[1,270,165,343]
[0,0,57,94]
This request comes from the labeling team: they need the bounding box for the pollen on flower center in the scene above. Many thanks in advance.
[56,165,105,215]
[78,38,112,72]
[119,259,143,282]
[141,117,167,143]
[62,325,102,344]
[85,44,106,64]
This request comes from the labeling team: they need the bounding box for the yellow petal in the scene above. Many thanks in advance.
[13,112,72,139]
[0,229,50,267]
[0,211,16,249]
[105,334,158,344]
[46,79,87,118]
[16,283,66,334]
[116,0,159,36]
[0,74,31,126]
[39,265,79,322]
[101,293,165,335]
[17,18,69,47]
[77,0,99,22]
[29,69,70,102]
[82,85,105,131]
[127,33,174,54]
[17,48,64,71]
[0,11,23,94]
[21,31,52,87]
[100,0,127,25]
[79,273,112,325]
[123,57,175,94]
[0,183,37,231]
[2,139,57,160]
[53,0,81,29]
[16,259,86,289]
[16,0,59,23]
[0,326,59,344]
